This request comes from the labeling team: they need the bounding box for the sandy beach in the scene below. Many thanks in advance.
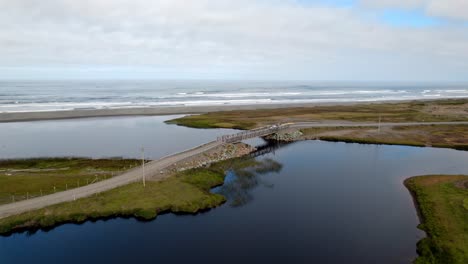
[0,99,444,123]
[0,102,352,123]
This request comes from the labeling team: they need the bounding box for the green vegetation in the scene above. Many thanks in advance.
[166,114,256,129]
[166,99,468,150]
[300,126,377,134]
[0,158,141,205]
[318,136,426,147]
[0,156,278,235]
[302,125,468,150]
[166,99,468,129]
[0,166,226,235]
[404,175,468,264]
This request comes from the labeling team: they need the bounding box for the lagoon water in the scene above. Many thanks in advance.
[1,117,468,263]
[0,115,236,159]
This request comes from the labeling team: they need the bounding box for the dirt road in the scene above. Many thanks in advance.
[0,141,220,219]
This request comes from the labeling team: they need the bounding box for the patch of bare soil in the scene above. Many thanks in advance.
[454,180,468,190]
[423,103,468,117]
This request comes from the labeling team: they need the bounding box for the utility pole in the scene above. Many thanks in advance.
[378,114,382,133]
[141,147,146,187]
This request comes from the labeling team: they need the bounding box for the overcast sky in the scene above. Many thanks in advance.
[1,0,468,81]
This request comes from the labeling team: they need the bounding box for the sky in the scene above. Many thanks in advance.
[1,0,468,82]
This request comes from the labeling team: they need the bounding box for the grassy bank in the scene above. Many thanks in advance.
[404,175,468,264]
[0,158,141,205]
[0,157,273,235]
[166,99,468,129]
[0,167,226,235]
[301,125,468,150]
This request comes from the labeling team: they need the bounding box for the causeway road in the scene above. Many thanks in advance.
[1,121,467,219]
[0,140,221,219]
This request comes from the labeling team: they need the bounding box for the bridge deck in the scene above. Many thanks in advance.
[218,124,289,143]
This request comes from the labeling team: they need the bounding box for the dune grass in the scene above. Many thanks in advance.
[404,175,468,264]
[302,125,468,150]
[0,158,141,205]
[166,99,468,150]
[166,99,468,130]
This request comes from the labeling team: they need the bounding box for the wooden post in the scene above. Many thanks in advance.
[141,147,146,187]
[378,114,382,133]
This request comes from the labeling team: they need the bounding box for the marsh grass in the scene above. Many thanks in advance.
[309,125,468,150]
[166,99,468,130]
[0,166,227,235]
[0,156,274,235]
[0,158,141,205]
[405,175,468,264]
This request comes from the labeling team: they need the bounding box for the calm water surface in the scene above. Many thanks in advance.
[1,118,468,264]
[0,115,236,159]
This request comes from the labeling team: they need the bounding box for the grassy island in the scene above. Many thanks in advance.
[405,175,468,264]
[166,99,468,129]
[166,99,468,150]
[300,124,468,150]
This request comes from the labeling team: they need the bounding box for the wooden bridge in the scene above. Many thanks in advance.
[217,123,291,143]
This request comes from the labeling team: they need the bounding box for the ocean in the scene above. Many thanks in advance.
[0,80,467,113]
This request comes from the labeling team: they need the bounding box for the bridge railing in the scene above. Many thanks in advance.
[217,123,291,143]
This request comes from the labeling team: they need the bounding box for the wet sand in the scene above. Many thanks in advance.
[0,99,428,123]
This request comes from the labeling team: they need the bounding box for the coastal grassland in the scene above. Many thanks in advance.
[301,125,468,150]
[0,158,141,205]
[0,167,226,235]
[404,175,468,264]
[165,99,468,129]
[0,157,270,235]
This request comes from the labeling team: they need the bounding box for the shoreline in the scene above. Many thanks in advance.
[403,175,468,263]
[0,150,262,235]
[0,98,457,123]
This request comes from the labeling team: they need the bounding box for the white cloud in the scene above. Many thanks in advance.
[0,0,468,81]
[360,0,468,21]
[427,0,468,20]
[359,0,425,9]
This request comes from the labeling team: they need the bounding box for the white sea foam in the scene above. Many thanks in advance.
[171,92,302,98]
[1,81,467,113]
[435,89,468,93]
